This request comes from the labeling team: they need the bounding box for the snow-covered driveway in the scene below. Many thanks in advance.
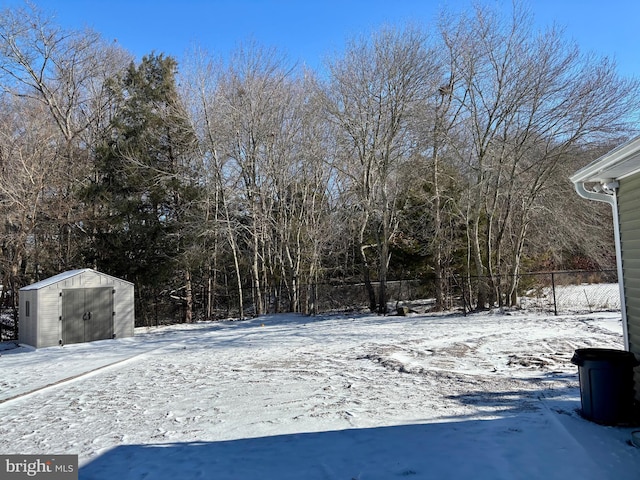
[1,311,639,479]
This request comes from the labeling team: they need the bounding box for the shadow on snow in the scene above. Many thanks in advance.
[79,417,640,480]
[79,392,640,480]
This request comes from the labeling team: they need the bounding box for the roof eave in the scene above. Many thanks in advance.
[570,136,640,184]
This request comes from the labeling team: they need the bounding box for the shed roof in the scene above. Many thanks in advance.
[570,136,640,184]
[20,268,132,291]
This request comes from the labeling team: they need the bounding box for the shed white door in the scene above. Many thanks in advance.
[62,288,113,345]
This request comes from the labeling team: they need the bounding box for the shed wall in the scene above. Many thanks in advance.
[114,280,135,338]
[618,172,640,400]
[19,270,135,348]
[36,286,63,347]
[18,290,38,347]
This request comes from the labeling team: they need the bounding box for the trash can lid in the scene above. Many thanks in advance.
[571,348,640,367]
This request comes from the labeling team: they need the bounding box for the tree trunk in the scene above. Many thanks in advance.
[432,144,445,311]
[378,211,390,315]
[508,218,529,307]
[471,217,488,309]
[359,211,377,312]
[184,269,193,323]
[361,245,377,313]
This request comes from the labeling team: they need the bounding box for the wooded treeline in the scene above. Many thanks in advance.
[0,2,637,325]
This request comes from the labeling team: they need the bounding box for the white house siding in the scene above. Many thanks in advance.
[618,173,640,401]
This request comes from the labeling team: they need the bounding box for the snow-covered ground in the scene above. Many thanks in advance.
[1,310,639,479]
[520,282,621,313]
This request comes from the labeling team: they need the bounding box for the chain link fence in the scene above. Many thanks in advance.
[516,270,620,315]
[209,269,621,318]
[256,270,620,317]
[1,269,621,339]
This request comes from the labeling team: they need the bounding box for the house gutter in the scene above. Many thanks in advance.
[573,181,629,350]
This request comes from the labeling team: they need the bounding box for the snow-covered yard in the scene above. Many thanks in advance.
[1,310,639,479]
[521,282,621,313]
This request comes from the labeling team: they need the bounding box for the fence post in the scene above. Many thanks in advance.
[551,272,558,316]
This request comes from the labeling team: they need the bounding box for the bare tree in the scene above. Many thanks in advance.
[180,48,249,319]
[213,43,303,316]
[0,3,130,143]
[0,96,58,321]
[0,2,131,275]
[265,70,335,313]
[431,3,640,308]
[323,25,438,313]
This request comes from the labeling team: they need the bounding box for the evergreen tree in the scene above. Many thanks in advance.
[85,53,200,325]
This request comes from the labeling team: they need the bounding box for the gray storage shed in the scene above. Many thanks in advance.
[570,137,640,401]
[19,268,135,348]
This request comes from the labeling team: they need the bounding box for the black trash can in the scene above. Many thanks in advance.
[571,348,639,425]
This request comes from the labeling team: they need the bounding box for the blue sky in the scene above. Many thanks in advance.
[3,0,640,78]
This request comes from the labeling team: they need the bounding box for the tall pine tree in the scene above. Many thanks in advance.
[86,53,200,325]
